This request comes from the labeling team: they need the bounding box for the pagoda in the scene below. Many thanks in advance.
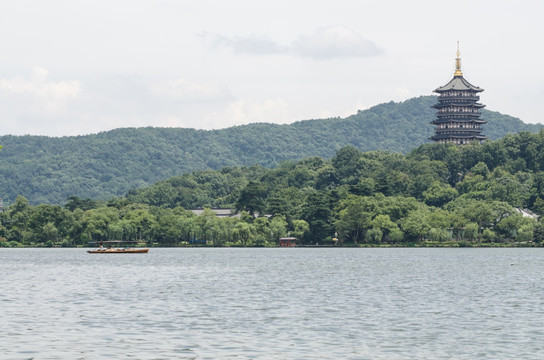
[430,43,486,144]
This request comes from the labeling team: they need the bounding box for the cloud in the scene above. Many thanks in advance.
[201,98,291,129]
[0,69,235,136]
[199,32,289,55]
[200,26,382,60]
[149,78,232,103]
[292,26,383,59]
[393,86,411,100]
[0,67,81,111]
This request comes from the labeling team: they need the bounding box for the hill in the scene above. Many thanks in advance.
[0,95,542,204]
[2,130,544,247]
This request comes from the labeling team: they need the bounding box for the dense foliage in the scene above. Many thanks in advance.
[0,96,541,205]
[2,130,544,247]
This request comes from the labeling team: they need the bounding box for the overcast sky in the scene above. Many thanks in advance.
[0,0,542,137]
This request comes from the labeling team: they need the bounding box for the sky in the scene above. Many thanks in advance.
[0,0,543,137]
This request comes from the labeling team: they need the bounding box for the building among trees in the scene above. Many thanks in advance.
[430,43,486,145]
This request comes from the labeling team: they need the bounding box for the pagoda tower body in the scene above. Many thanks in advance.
[430,43,486,144]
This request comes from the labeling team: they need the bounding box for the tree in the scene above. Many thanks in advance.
[6,196,31,244]
[482,228,497,243]
[266,187,305,224]
[423,181,458,207]
[64,196,98,211]
[331,146,363,184]
[371,214,398,242]
[236,181,266,216]
[42,222,59,245]
[389,229,405,243]
[517,224,535,243]
[82,207,120,242]
[301,191,335,243]
[463,223,479,242]
[154,210,184,245]
[365,229,383,244]
[428,228,450,242]
[269,216,288,244]
[471,162,490,177]
[234,222,255,246]
[401,209,431,242]
[351,177,376,196]
[335,195,373,245]
[291,219,309,241]
[533,221,544,244]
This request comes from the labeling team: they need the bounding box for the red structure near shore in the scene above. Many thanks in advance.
[279,237,297,247]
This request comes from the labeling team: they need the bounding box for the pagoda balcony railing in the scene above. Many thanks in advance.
[435,124,483,130]
[432,120,487,126]
[437,109,481,114]
[434,129,484,136]
[434,102,484,109]
[436,112,481,118]
[438,95,480,102]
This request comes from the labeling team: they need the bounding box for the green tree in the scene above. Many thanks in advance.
[6,196,32,244]
[234,222,255,246]
[291,219,310,241]
[463,223,479,242]
[42,222,59,245]
[236,181,266,216]
[533,221,544,244]
[335,195,373,245]
[517,224,535,243]
[423,181,458,207]
[365,228,383,244]
[371,214,398,242]
[482,228,497,242]
[401,209,431,242]
[269,216,288,244]
[301,191,335,243]
[428,228,450,242]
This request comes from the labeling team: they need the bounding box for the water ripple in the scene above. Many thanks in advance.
[1,248,544,359]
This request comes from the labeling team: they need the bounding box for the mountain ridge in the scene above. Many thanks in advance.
[0,95,542,204]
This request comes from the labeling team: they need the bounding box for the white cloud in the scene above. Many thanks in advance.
[202,98,291,129]
[149,78,232,103]
[0,67,80,112]
[292,26,383,59]
[199,32,289,55]
[200,26,382,60]
[393,86,411,100]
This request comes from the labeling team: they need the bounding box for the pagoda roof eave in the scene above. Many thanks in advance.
[430,135,487,140]
[434,76,484,92]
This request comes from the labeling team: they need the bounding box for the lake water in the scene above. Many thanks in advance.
[1,248,544,359]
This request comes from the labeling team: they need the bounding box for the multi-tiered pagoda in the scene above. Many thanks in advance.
[430,43,486,144]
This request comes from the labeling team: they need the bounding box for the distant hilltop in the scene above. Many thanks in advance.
[0,95,542,205]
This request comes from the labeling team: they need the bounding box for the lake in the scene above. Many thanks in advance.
[1,248,543,359]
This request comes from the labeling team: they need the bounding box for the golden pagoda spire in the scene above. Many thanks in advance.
[454,41,463,77]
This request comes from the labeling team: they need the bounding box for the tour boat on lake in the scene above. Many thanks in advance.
[87,241,149,254]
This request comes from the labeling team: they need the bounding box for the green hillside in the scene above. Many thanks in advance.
[3,130,544,247]
[0,96,541,204]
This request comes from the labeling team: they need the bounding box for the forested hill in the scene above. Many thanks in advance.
[0,95,542,204]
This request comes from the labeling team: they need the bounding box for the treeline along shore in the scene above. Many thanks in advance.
[1,130,544,248]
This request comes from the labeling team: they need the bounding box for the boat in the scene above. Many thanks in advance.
[87,241,149,254]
